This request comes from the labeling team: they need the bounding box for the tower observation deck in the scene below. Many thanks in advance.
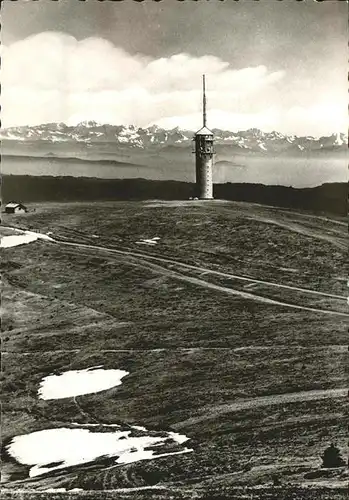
[193,75,215,199]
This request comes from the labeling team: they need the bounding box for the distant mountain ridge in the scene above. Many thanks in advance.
[1,122,347,154]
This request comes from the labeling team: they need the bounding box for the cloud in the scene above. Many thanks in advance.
[285,103,347,137]
[1,32,346,135]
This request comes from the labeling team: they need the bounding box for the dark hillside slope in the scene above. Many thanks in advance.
[1,175,347,215]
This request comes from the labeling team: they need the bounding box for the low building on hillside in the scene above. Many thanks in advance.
[5,202,28,214]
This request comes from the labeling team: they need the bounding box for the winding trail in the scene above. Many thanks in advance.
[245,215,347,250]
[3,345,346,355]
[54,239,348,317]
[55,239,346,300]
[2,225,347,316]
[173,388,348,429]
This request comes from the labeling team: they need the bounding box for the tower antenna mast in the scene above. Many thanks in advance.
[203,74,207,127]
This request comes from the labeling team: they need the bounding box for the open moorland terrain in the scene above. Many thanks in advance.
[1,200,348,499]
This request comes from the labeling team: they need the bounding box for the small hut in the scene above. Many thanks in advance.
[5,202,28,214]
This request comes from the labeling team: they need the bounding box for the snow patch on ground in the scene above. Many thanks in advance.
[7,426,192,478]
[71,423,121,428]
[38,367,129,400]
[136,236,160,246]
[243,283,259,289]
[132,425,148,432]
[43,488,69,493]
[279,267,299,273]
[1,233,39,248]
[0,230,53,248]
[43,488,83,493]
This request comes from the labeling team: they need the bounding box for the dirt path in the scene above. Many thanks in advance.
[245,215,347,250]
[53,238,346,300]
[3,346,346,355]
[54,239,349,317]
[2,226,347,316]
[173,388,348,429]
[3,224,346,301]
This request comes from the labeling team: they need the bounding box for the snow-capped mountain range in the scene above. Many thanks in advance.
[1,122,347,154]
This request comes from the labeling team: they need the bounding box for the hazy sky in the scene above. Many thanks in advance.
[2,0,347,135]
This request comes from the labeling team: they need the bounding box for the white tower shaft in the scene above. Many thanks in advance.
[194,75,214,199]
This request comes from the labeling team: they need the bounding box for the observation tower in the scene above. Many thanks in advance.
[193,75,215,199]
